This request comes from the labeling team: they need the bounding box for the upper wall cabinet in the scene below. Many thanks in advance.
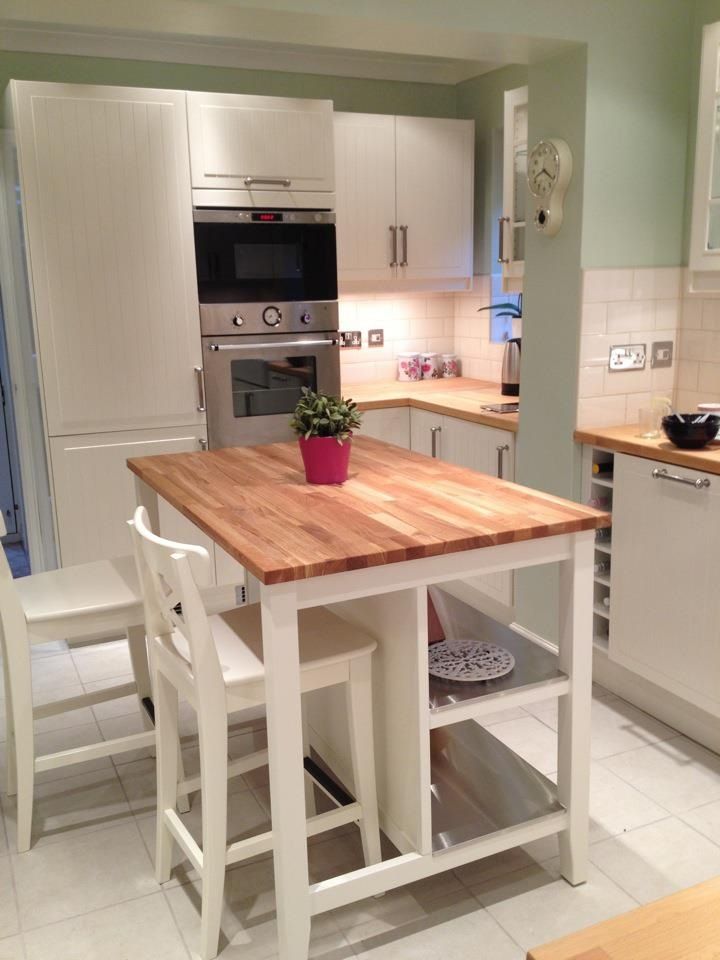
[11,81,205,437]
[690,22,720,291]
[187,92,334,195]
[500,86,527,294]
[334,113,474,292]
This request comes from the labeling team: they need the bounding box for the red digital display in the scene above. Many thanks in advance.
[252,212,283,222]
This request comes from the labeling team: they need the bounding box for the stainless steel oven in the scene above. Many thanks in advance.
[200,301,340,449]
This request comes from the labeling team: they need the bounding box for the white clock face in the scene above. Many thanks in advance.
[528,141,559,199]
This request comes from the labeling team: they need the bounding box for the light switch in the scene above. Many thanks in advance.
[651,340,673,368]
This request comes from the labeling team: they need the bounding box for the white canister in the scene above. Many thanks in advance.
[420,352,442,379]
[441,353,459,378]
[397,352,421,381]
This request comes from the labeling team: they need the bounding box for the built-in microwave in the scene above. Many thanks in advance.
[193,208,337,304]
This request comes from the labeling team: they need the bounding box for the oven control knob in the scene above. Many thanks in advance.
[263,306,282,327]
[300,312,312,325]
[232,314,244,327]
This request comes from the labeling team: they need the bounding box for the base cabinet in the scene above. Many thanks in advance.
[610,453,720,715]
[409,409,515,607]
[359,408,411,449]
[49,427,218,585]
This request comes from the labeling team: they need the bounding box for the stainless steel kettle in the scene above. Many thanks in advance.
[501,337,521,397]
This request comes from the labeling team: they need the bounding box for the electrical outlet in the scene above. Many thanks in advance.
[608,343,646,371]
[340,330,362,348]
[368,328,384,347]
[651,340,673,368]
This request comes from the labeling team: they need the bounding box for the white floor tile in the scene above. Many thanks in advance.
[0,936,23,960]
[33,723,113,784]
[11,821,157,929]
[97,714,153,765]
[681,797,720,845]
[29,640,69,659]
[353,893,522,960]
[30,655,80,690]
[472,862,637,951]
[584,762,670,842]
[478,716,557,774]
[531,696,676,761]
[589,817,720,904]
[601,735,720,813]
[0,858,19,939]
[71,641,133,685]
[3,768,132,850]
[23,893,188,960]
[84,675,143,723]
[32,684,95,734]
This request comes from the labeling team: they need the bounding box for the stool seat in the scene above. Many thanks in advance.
[170,604,377,688]
[16,555,142,626]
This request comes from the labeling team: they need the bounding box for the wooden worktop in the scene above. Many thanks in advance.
[128,437,608,585]
[527,875,720,960]
[575,423,720,475]
[351,378,519,432]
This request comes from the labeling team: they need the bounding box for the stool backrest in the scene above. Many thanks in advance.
[129,506,224,694]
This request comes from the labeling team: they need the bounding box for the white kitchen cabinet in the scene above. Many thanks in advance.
[410,409,515,606]
[610,453,720,715]
[11,81,205,437]
[500,86,528,293]
[333,113,396,285]
[49,427,217,585]
[187,91,334,194]
[334,113,474,291]
[360,407,411,449]
[690,21,720,289]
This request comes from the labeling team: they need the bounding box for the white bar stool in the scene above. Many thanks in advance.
[0,528,157,852]
[130,506,382,960]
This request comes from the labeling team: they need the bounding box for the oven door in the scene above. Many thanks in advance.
[202,333,341,448]
[194,219,337,304]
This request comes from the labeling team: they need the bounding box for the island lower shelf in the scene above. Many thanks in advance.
[430,719,565,853]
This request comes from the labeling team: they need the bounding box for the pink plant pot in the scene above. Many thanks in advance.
[298,436,352,484]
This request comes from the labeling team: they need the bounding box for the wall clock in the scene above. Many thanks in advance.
[526,138,573,237]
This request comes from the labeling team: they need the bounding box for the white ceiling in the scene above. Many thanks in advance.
[1,0,574,85]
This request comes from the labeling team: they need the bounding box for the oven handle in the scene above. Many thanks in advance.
[208,339,339,352]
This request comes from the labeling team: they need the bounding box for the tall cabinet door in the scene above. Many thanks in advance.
[334,113,397,285]
[186,92,334,192]
[12,82,204,436]
[610,453,720,715]
[49,427,215,582]
[395,117,474,282]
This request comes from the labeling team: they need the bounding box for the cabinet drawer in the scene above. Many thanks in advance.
[360,408,410,449]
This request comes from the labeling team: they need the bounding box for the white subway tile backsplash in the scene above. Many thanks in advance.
[580,334,616,367]
[583,269,634,303]
[625,392,653,424]
[697,362,720,394]
[578,365,605,398]
[677,360,699,392]
[681,298,703,329]
[581,303,607,335]
[607,300,654,333]
[577,395,627,427]
[632,267,682,301]
[701,299,720,331]
[602,366,652,396]
[654,299,681,329]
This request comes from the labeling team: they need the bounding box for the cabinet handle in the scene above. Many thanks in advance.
[399,225,408,266]
[497,216,510,265]
[496,443,510,478]
[199,438,208,451]
[651,467,710,489]
[194,366,206,412]
[430,425,442,458]
[243,177,291,187]
[389,225,398,267]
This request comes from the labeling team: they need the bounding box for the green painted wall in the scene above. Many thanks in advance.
[514,46,588,641]
[456,64,529,276]
[0,50,457,122]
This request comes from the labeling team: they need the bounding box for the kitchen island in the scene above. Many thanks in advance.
[128,437,609,960]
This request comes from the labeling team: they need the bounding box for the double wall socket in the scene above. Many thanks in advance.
[340,331,362,348]
[609,344,646,371]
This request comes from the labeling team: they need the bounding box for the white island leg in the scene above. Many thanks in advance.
[557,529,594,885]
[261,580,311,960]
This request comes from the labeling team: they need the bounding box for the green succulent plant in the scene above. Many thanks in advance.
[290,387,362,444]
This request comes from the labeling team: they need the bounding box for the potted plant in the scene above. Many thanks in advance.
[290,387,362,484]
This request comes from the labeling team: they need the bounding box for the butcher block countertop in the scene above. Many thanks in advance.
[575,424,720,476]
[128,437,609,585]
[351,378,519,432]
